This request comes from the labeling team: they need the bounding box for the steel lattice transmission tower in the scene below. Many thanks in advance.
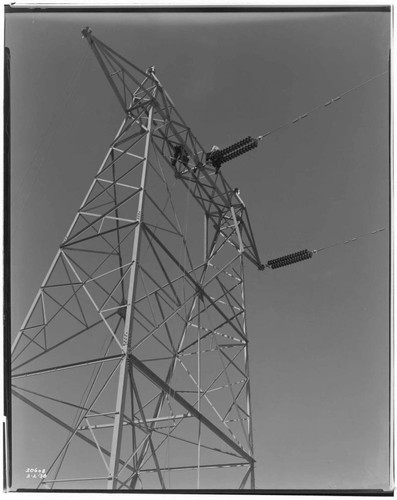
[11,29,264,490]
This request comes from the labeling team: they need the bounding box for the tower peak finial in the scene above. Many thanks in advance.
[81,26,92,38]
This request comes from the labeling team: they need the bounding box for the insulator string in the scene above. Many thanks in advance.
[313,227,386,254]
[257,70,388,142]
[265,227,386,270]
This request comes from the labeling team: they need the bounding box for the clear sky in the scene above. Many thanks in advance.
[7,8,391,490]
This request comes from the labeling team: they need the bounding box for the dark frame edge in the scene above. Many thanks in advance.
[13,488,395,495]
[4,45,12,492]
[3,5,392,14]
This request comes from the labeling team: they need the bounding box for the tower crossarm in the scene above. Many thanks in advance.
[82,27,264,270]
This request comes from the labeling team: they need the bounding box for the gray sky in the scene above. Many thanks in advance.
[7,9,390,490]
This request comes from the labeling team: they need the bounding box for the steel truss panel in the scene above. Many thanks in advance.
[11,30,262,490]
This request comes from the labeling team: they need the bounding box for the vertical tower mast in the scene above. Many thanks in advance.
[107,103,155,488]
[11,29,263,490]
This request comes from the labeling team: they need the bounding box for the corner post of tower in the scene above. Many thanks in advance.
[106,99,156,489]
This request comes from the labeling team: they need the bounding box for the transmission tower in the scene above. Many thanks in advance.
[11,28,264,490]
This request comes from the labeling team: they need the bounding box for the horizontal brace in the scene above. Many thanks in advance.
[112,147,144,160]
[140,462,250,474]
[43,476,110,484]
[100,304,128,314]
[79,211,137,225]
[97,177,140,190]
[20,323,46,330]
[208,262,241,282]
[12,354,124,379]
[209,296,242,311]
[86,411,118,418]
[139,413,191,423]
[78,413,191,431]
[187,322,245,344]
[41,283,82,288]
[78,421,130,431]
[180,344,243,358]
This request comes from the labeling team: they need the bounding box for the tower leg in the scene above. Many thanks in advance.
[107,105,154,489]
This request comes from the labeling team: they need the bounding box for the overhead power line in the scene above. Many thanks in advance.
[204,70,388,173]
[313,227,386,254]
[257,70,389,142]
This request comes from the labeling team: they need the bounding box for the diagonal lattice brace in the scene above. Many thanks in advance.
[82,28,264,271]
[128,353,254,464]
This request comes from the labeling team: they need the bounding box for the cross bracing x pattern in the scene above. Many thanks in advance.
[11,29,264,490]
